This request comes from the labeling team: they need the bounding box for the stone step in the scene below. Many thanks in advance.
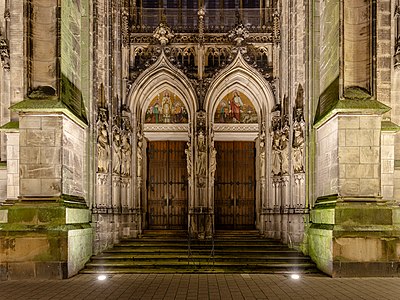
[81,231,320,275]
[90,254,312,262]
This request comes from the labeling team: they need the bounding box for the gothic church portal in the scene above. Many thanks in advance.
[1,0,400,279]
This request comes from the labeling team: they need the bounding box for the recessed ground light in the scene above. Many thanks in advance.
[97,275,107,281]
[290,274,300,280]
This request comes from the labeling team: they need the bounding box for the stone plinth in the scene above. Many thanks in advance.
[0,199,92,280]
[309,198,400,277]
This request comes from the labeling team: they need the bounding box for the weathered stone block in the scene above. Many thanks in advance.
[20,179,41,195]
[360,147,380,164]
[339,116,359,129]
[339,147,359,163]
[359,179,380,196]
[40,179,61,196]
[339,178,360,195]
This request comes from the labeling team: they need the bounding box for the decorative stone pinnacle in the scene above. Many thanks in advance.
[153,22,174,46]
[228,23,249,46]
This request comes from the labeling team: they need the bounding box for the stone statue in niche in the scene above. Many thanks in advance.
[137,126,144,178]
[209,146,217,183]
[271,130,281,176]
[280,121,289,175]
[97,109,110,173]
[260,141,266,178]
[121,134,132,176]
[292,119,305,173]
[121,115,132,177]
[259,122,266,179]
[112,126,122,174]
[185,141,192,180]
[196,131,207,177]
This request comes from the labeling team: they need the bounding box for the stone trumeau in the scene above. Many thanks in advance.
[0,0,400,280]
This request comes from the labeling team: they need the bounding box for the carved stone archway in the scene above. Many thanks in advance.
[204,52,277,234]
[127,51,198,234]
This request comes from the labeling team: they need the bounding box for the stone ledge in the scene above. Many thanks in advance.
[0,121,19,132]
[314,98,390,128]
[10,98,87,128]
[332,261,400,277]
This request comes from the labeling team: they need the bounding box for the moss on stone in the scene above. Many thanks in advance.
[10,97,87,128]
[381,120,400,132]
[0,121,19,132]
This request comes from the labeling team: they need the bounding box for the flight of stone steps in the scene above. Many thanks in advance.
[81,230,320,275]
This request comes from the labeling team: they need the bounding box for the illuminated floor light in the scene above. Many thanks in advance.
[97,275,107,281]
[290,274,300,280]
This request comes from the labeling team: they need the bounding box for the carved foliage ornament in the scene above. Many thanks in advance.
[0,36,10,71]
[228,23,249,46]
[153,22,175,46]
[395,5,400,70]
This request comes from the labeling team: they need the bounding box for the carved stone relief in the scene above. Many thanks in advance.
[0,36,10,71]
[97,108,110,174]
[153,22,174,46]
[395,4,400,70]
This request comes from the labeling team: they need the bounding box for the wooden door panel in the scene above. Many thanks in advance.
[215,141,255,230]
[147,141,188,229]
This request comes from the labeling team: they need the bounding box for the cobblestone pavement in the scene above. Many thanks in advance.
[1,274,399,300]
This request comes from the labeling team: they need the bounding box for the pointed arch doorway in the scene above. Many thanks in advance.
[214,140,256,230]
[211,90,260,231]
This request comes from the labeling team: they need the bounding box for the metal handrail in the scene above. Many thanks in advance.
[132,8,275,33]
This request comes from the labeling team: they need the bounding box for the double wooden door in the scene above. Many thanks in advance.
[147,141,188,229]
[214,141,256,230]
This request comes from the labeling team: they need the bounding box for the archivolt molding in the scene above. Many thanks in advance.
[127,51,198,124]
[205,51,276,123]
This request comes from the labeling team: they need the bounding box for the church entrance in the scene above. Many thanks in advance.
[214,141,256,230]
[146,141,188,229]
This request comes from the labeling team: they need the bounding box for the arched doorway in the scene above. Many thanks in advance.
[211,90,259,230]
[205,53,276,233]
[127,52,198,233]
[142,89,191,230]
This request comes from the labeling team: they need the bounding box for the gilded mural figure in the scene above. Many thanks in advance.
[214,91,257,123]
[145,90,188,124]
[97,110,110,173]
[229,91,244,122]
[162,92,172,123]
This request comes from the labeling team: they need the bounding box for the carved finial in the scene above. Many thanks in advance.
[228,23,249,46]
[198,7,205,43]
[273,10,280,42]
[153,22,174,46]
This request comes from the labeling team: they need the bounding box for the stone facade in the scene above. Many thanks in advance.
[0,0,399,279]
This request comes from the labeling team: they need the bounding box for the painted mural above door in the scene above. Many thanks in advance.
[214,91,258,123]
[145,90,188,124]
